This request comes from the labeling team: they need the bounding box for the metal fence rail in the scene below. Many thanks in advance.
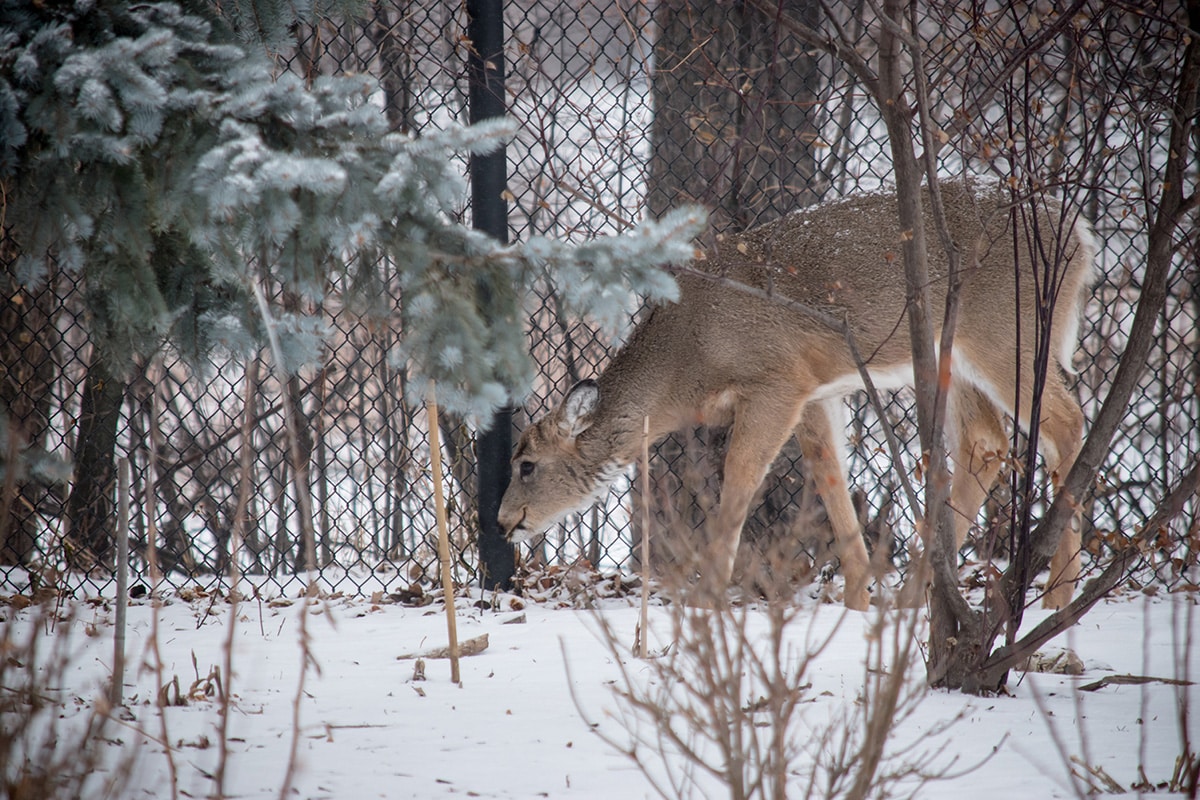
[1,1,1197,599]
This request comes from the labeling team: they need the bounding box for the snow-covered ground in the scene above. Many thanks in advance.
[4,580,1196,799]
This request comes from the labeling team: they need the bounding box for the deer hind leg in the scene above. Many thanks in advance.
[1037,377,1085,610]
[794,400,871,611]
[948,384,1010,553]
[887,385,1010,609]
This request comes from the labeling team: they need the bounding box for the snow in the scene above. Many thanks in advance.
[4,583,1197,799]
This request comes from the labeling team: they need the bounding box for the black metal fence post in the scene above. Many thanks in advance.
[467,0,516,590]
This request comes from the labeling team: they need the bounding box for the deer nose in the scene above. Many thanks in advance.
[497,506,517,538]
[499,507,528,542]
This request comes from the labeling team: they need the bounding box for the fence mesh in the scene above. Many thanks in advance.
[2,0,1197,599]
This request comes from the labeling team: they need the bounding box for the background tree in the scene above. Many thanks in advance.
[0,234,64,565]
[643,0,856,579]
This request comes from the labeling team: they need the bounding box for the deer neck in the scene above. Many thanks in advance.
[575,312,695,476]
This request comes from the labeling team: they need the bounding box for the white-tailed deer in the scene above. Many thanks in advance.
[499,181,1097,610]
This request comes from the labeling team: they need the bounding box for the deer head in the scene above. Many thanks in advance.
[498,380,617,542]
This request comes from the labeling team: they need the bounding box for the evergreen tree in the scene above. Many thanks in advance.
[1,0,699,418]
[1,0,699,567]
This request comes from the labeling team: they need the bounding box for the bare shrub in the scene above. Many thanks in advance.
[0,601,137,800]
[567,532,967,800]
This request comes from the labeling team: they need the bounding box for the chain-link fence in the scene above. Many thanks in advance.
[2,1,1197,599]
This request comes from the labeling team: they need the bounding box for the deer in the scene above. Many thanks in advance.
[498,180,1097,611]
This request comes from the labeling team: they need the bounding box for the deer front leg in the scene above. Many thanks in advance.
[709,395,809,594]
[795,401,872,611]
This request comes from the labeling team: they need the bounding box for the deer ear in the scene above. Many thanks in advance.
[558,380,599,440]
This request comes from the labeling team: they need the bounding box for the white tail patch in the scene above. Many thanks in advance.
[1058,215,1100,376]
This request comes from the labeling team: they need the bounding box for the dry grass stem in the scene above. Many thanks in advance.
[566,528,967,799]
[639,414,651,659]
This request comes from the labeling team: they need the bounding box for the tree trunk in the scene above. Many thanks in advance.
[640,0,828,574]
[439,411,479,542]
[0,234,59,565]
[139,386,201,576]
[285,371,315,567]
[649,0,823,232]
[65,353,126,570]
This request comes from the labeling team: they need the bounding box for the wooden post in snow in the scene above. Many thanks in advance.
[426,385,461,683]
[110,457,130,707]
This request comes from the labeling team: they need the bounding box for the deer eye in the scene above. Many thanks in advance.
[519,460,535,478]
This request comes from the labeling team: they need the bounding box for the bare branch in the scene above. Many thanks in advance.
[750,0,1088,162]
[981,453,1200,686]
[1011,11,1200,589]
[742,0,881,99]
[901,0,978,640]
[931,0,1089,159]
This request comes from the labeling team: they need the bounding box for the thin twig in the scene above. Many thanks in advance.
[214,355,260,798]
[144,369,180,800]
[1013,5,1200,588]
[638,415,651,660]
[902,0,979,637]
[149,371,326,492]
[980,453,1200,685]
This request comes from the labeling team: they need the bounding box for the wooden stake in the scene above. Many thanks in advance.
[426,384,461,683]
[638,415,651,659]
[110,457,130,708]
[144,376,179,799]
